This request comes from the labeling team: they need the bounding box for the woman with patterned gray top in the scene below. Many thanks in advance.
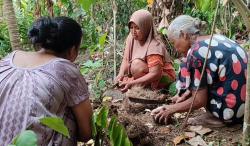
[0,17,92,146]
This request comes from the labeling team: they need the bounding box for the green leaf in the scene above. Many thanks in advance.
[78,0,94,12]
[61,0,68,5]
[99,32,108,48]
[98,80,106,89]
[92,60,102,68]
[108,116,116,139]
[112,124,122,146]
[12,130,37,146]
[91,112,98,137]
[39,117,70,138]
[195,0,216,12]
[159,28,168,35]
[159,76,172,85]
[96,106,109,129]
[173,59,180,71]
[80,67,90,75]
[114,125,123,146]
[124,137,132,146]
[108,116,132,146]
[83,60,102,68]
[83,60,94,68]
[168,82,177,96]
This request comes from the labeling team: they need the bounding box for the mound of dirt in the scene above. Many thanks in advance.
[118,112,153,145]
[122,97,158,113]
[126,86,168,100]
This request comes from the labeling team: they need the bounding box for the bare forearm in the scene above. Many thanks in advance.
[72,99,93,142]
[132,72,161,86]
[118,58,127,76]
[168,89,208,114]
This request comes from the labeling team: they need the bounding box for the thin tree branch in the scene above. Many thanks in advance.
[112,0,117,80]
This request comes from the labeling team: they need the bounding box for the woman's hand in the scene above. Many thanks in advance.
[119,81,134,92]
[114,74,124,84]
[171,89,191,103]
[151,105,174,125]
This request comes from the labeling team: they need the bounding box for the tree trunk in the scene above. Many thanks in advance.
[230,0,250,38]
[243,52,250,146]
[46,0,54,17]
[150,0,183,58]
[247,0,250,9]
[3,0,21,50]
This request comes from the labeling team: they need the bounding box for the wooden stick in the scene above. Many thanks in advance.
[112,1,117,80]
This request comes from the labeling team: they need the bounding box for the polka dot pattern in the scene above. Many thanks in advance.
[207,72,213,84]
[204,39,219,46]
[236,47,246,60]
[210,99,222,109]
[241,84,246,101]
[217,87,224,96]
[214,35,226,41]
[223,108,234,120]
[225,93,236,108]
[209,63,217,72]
[212,112,219,118]
[181,67,189,77]
[232,54,242,74]
[218,65,226,78]
[176,81,181,90]
[215,51,223,59]
[236,104,245,118]
[177,35,247,124]
[198,46,211,59]
[231,80,238,90]
[224,42,232,48]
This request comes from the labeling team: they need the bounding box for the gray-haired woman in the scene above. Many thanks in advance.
[151,15,247,126]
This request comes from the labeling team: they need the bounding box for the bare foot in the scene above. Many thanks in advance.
[187,112,225,128]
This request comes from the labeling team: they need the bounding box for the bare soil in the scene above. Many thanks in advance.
[105,90,243,146]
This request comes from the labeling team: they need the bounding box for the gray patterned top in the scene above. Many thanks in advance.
[0,51,89,146]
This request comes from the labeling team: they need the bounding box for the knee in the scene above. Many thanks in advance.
[130,59,148,79]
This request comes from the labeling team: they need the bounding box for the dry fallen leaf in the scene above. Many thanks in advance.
[196,128,212,136]
[188,136,208,146]
[184,132,196,138]
[102,96,112,102]
[189,125,203,132]
[173,135,187,145]
[189,126,212,136]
